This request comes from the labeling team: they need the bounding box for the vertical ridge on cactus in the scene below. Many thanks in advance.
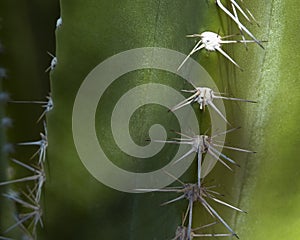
[0,0,300,239]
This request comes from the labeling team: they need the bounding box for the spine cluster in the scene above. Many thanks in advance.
[145,1,264,239]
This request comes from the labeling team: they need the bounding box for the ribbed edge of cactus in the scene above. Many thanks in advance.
[0,1,59,239]
[1,1,299,239]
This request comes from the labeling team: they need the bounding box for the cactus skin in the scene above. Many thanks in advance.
[45,1,233,239]
[232,0,300,239]
[0,0,299,239]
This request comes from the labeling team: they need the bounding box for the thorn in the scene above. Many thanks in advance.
[1,117,13,128]
[0,92,10,103]
[0,67,7,79]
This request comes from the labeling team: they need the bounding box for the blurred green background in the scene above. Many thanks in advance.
[0,1,300,239]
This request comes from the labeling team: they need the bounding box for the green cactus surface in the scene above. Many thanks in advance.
[0,0,299,240]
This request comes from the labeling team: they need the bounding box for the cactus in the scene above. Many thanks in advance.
[1,0,300,239]
[232,1,300,239]
[0,1,58,239]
